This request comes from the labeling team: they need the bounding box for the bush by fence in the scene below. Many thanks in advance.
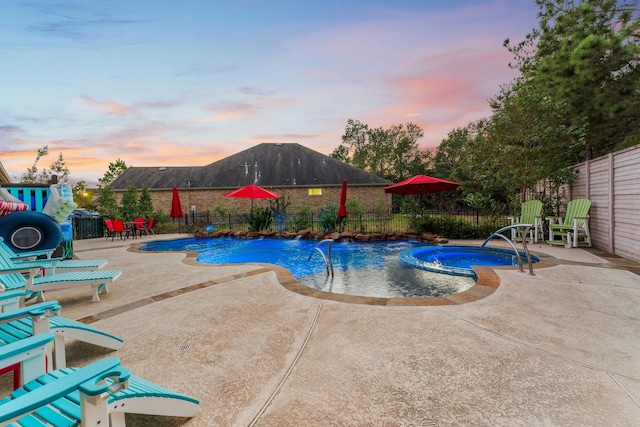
[179,208,510,239]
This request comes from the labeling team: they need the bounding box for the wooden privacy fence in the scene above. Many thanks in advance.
[569,145,640,262]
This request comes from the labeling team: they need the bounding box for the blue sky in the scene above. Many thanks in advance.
[1,0,538,185]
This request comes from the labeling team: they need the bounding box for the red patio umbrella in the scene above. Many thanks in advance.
[338,179,348,218]
[170,186,185,233]
[384,175,460,195]
[222,184,281,210]
[222,184,282,199]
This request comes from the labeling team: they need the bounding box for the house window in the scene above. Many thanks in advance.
[308,188,322,196]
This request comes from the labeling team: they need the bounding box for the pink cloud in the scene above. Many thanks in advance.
[203,97,299,123]
[81,97,132,115]
[248,133,321,143]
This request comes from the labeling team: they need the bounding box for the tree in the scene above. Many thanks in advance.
[331,119,431,182]
[47,152,70,182]
[99,159,128,187]
[447,0,640,210]
[20,145,71,184]
[95,185,120,219]
[21,146,48,183]
[505,0,640,161]
[138,185,154,218]
[433,126,474,185]
[486,82,584,200]
[72,180,97,210]
[119,183,140,221]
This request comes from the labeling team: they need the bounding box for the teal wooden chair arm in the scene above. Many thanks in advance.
[0,333,54,391]
[0,290,30,312]
[14,257,64,267]
[0,354,127,425]
[0,333,53,365]
[0,266,41,276]
[0,301,60,324]
[9,249,55,261]
[0,289,30,302]
[79,365,131,396]
[0,237,54,260]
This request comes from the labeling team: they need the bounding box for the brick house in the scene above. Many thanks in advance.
[110,143,391,215]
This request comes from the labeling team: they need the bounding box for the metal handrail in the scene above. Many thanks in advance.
[308,239,335,277]
[481,224,535,276]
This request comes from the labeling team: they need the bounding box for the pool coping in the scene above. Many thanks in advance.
[129,242,561,307]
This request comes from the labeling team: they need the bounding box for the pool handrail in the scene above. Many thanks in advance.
[481,224,535,276]
[308,239,335,277]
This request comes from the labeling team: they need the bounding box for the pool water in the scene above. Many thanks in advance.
[140,238,476,298]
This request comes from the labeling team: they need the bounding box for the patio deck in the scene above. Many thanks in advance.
[2,234,639,426]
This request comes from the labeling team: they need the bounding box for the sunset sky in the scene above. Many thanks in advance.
[1,0,538,185]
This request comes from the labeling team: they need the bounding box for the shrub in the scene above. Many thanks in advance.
[345,199,366,232]
[318,203,339,233]
[410,215,500,239]
[247,207,273,232]
[291,204,313,231]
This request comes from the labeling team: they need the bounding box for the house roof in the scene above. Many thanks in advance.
[0,162,11,184]
[111,143,391,189]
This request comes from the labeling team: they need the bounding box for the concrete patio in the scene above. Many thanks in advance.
[2,234,639,426]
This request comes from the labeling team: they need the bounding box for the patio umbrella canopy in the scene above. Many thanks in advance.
[338,179,348,218]
[170,186,185,233]
[170,186,185,218]
[384,175,460,195]
[222,184,282,199]
[223,184,281,211]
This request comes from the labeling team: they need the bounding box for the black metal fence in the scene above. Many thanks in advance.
[71,217,104,240]
[71,209,510,240]
[182,209,510,239]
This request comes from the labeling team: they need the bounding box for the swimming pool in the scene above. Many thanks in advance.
[140,238,476,298]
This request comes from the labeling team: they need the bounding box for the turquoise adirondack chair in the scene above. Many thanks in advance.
[508,200,544,243]
[0,290,123,389]
[546,198,592,248]
[0,334,199,425]
[0,249,121,302]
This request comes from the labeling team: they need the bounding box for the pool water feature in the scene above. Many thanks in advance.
[399,246,541,277]
[140,238,476,299]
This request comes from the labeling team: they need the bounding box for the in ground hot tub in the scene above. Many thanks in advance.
[399,246,540,278]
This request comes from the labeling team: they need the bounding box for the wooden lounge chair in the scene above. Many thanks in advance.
[0,334,199,426]
[508,199,544,243]
[0,251,121,302]
[0,291,123,389]
[546,198,592,248]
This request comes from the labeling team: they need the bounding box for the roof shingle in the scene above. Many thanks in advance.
[111,143,390,189]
